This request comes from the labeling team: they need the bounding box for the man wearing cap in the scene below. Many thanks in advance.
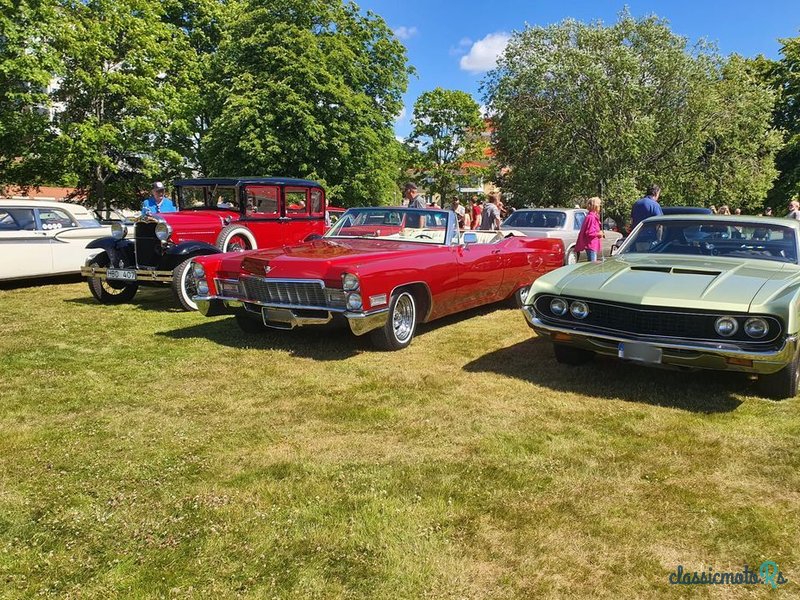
[141,182,177,216]
[403,182,426,209]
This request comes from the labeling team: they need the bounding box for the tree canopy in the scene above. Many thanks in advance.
[405,87,486,205]
[484,12,781,219]
[201,0,411,206]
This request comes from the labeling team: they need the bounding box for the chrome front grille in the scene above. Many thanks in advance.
[241,277,328,307]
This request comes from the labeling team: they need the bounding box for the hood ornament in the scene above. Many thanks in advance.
[264,265,272,275]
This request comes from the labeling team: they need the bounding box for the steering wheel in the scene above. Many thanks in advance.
[414,234,433,239]
[701,241,718,256]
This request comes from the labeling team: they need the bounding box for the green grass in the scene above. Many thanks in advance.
[0,279,799,598]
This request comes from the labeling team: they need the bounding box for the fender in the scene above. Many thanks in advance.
[85,236,135,266]
[162,240,222,271]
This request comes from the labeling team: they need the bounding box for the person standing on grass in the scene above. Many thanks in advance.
[479,194,501,231]
[576,197,603,262]
[404,182,426,209]
[470,197,482,229]
[630,184,662,229]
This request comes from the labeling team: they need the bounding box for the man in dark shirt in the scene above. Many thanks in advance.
[631,185,663,229]
[480,194,501,230]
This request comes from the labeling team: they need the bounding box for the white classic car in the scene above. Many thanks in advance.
[0,199,112,281]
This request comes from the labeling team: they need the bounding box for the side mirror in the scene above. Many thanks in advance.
[462,231,478,246]
[610,238,624,255]
[304,233,323,242]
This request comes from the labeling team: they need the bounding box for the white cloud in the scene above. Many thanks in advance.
[393,26,418,40]
[459,32,510,73]
[395,106,407,122]
[449,37,473,56]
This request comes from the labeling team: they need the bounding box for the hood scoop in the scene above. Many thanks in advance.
[629,265,721,276]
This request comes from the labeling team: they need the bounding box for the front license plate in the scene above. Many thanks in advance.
[618,342,662,364]
[106,268,137,281]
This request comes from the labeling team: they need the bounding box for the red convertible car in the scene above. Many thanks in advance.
[190,207,564,349]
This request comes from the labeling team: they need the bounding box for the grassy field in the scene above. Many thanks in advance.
[0,278,799,598]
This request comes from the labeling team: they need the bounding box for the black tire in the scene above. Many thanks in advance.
[215,225,256,252]
[370,290,417,351]
[171,259,198,311]
[86,255,138,305]
[565,246,578,266]
[235,313,267,334]
[553,343,594,365]
[757,348,800,400]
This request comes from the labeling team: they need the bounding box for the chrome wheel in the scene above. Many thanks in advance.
[566,248,578,265]
[227,234,251,252]
[392,292,415,344]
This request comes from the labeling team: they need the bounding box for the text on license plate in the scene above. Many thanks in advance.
[618,342,662,364]
[106,268,137,281]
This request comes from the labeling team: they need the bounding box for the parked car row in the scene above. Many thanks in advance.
[5,183,799,399]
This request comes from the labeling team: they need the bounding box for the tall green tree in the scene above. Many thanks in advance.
[53,0,200,209]
[0,0,62,187]
[768,34,800,207]
[484,12,780,220]
[406,87,486,205]
[202,0,411,206]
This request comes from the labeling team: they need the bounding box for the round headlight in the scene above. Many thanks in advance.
[346,292,362,310]
[196,280,209,296]
[111,222,127,240]
[714,316,739,337]
[570,300,589,319]
[550,297,568,316]
[342,273,360,291]
[744,317,768,339]
[155,221,172,241]
[192,262,205,279]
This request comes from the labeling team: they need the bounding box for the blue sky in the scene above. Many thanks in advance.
[358,1,800,138]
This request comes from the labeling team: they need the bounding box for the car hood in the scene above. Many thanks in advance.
[232,238,431,280]
[550,254,800,312]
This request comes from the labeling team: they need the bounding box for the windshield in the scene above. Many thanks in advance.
[179,185,237,210]
[325,208,452,244]
[622,219,798,264]
[503,210,567,228]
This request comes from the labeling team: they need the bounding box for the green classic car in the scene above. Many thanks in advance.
[522,215,800,399]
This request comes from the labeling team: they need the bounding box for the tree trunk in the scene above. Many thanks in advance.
[95,164,106,213]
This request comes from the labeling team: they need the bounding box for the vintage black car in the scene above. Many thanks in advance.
[80,177,329,310]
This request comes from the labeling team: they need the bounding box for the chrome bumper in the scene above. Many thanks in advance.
[523,307,797,375]
[80,265,172,283]
[195,297,389,336]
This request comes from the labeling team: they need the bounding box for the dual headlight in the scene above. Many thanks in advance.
[715,316,768,339]
[342,273,362,310]
[550,297,589,320]
[191,262,209,296]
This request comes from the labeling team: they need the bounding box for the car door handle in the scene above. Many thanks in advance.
[492,248,502,254]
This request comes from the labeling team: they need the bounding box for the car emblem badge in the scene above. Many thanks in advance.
[264,265,272,275]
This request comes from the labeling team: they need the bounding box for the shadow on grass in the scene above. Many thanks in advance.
[464,338,745,413]
[64,287,185,313]
[0,274,82,290]
[156,317,365,360]
[155,302,513,360]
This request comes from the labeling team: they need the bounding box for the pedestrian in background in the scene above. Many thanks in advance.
[719,205,731,216]
[479,194,501,230]
[576,196,603,262]
[470,197,482,229]
[787,200,800,220]
[404,183,426,209]
[451,197,466,228]
[763,207,773,217]
[630,185,662,229]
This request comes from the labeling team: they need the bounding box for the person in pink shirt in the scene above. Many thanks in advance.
[575,196,603,262]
